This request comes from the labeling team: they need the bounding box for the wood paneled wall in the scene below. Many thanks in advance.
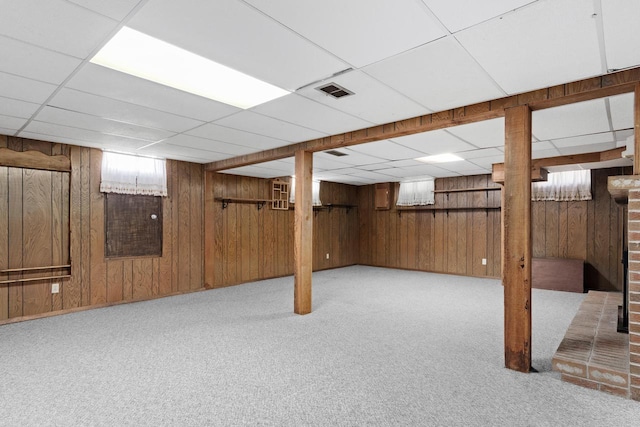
[358,175,502,277]
[0,135,203,321]
[204,173,359,288]
[532,168,630,291]
[358,169,628,291]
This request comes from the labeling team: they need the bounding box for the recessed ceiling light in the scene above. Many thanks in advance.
[91,27,290,109]
[416,153,464,163]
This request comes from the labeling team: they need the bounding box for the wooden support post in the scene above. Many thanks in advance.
[635,82,640,174]
[503,104,532,373]
[294,150,313,315]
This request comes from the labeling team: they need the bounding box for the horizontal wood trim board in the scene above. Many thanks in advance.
[433,187,501,193]
[0,275,71,285]
[206,67,640,172]
[0,264,71,273]
[0,147,71,172]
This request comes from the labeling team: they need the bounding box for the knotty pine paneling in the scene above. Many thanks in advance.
[204,174,359,288]
[0,136,204,321]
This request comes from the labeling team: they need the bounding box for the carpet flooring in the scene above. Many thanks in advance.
[1,266,638,426]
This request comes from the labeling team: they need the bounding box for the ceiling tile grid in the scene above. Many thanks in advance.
[0,0,636,184]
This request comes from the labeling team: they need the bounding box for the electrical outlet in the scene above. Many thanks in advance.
[51,283,60,294]
[326,253,330,260]
[481,258,487,266]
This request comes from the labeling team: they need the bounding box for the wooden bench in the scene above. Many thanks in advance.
[532,257,584,293]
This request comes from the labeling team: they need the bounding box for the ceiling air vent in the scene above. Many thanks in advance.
[316,82,354,99]
[325,150,348,157]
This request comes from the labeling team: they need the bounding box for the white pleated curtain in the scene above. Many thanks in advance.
[289,177,322,206]
[100,152,168,197]
[396,179,435,206]
[531,170,591,202]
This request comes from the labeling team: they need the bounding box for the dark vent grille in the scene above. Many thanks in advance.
[316,82,354,99]
[325,150,348,157]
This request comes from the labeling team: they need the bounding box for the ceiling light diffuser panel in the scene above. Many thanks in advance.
[91,27,290,109]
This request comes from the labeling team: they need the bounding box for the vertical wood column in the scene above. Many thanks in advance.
[503,104,532,373]
[294,150,313,315]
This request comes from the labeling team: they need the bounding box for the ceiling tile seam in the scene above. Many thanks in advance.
[216,110,333,141]
[188,121,291,147]
[60,0,140,23]
[162,142,239,157]
[29,119,165,144]
[13,0,154,141]
[53,87,209,125]
[250,93,379,131]
[359,68,435,114]
[591,0,610,74]
[450,35,508,98]
[236,0,355,72]
[43,105,187,135]
[162,133,266,155]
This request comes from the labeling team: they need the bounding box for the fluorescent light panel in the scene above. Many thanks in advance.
[416,153,464,163]
[91,27,290,109]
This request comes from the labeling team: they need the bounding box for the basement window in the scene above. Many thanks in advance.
[100,151,167,196]
[532,170,591,201]
[289,177,322,206]
[396,179,435,206]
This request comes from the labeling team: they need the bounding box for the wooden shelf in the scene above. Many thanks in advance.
[215,197,270,210]
[396,206,501,214]
[434,187,501,193]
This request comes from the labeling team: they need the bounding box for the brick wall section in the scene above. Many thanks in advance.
[628,189,640,402]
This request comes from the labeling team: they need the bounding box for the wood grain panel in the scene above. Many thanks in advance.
[106,260,123,303]
[7,162,23,317]
[544,201,559,258]
[79,147,91,306]
[567,201,587,260]
[0,165,8,320]
[532,202,546,257]
[169,160,179,292]
[66,147,81,309]
[177,161,191,291]
[89,149,106,305]
[190,163,203,290]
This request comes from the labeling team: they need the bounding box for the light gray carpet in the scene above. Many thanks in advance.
[1,266,638,426]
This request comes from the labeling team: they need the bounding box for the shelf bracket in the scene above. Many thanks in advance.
[222,199,229,209]
[257,201,265,210]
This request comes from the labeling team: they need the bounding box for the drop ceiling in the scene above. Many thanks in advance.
[0,0,638,184]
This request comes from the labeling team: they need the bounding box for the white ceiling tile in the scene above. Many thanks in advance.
[457,147,503,160]
[381,159,426,169]
[128,0,348,91]
[422,0,536,33]
[364,37,505,112]
[532,141,558,151]
[0,114,27,131]
[66,0,141,20]
[456,0,602,94]
[67,64,239,121]
[557,141,616,156]
[34,106,174,143]
[532,99,611,141]
[0,36,81,84]
[601,0,640,71]
[445,118,505,148]
[615,129,634,143]
[0,96,40,118]
[0,128,17,136]
[468,155,505,169]
[23,121,152,150]
[609,93,634,131]
[251,94,373,135]
[18,131,102,149]
[244,0,447,68]
[161,134,255,156]
[297,70,430,124]
[391,129,476,155]
[137,142,229,163]
[213,111,326,143]
[309,156,352,171]
[222,164,293,179]
[0,0,117,58]
[432,160,479,172]
[551,132,614,149]
[378,164,456,179]
[186,123,288,151]
[0,72,57,104]
[356,162,398,172]
[346,170,399,182]
[49,89,205,133]
[348,140,425,161]
[315,150,385,167]
[532,148,561,159]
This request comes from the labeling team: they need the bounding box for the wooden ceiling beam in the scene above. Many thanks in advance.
[206,67,640,173]
[491,147,626,184]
